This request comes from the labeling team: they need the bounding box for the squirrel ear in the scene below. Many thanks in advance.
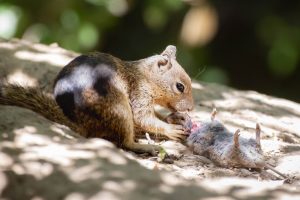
[161,45,177,60]
[156,45,176,73]
[157,55,171,73]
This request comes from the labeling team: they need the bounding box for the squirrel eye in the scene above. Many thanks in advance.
[176,82,185,93]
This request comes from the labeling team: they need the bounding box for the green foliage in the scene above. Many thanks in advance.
[0,0,299,101]
[258,15,300,78]
[158,147,167,162]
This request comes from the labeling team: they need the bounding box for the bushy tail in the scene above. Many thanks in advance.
[0,82,80,133]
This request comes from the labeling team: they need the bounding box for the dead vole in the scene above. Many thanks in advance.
[147,110,292,181]
[187,109,265,169]
[165,110,289,180]
[184,109,290,180]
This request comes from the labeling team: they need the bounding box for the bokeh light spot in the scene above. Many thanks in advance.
[0,5,21,39]
[22,24,49,43]
[61,9,80,30]
[268,39,298,78]
[107,0,128,17]
[144,5,167,30]
[78,23,99,50]
[180,4,218,47]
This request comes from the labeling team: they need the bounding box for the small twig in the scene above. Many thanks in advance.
[145,132,158,156]
[145,132,155,144]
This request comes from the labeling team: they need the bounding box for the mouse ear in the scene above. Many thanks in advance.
[234,129,240,148]
[256,123,262,150]
[161,45,177,60]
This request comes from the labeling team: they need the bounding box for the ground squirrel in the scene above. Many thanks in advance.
[0,45,194,154]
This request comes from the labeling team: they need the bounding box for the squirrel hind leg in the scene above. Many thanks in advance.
[79,88,160,154]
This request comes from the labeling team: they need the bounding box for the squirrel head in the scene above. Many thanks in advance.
[143,45,194,112]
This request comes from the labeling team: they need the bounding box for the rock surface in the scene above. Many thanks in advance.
[0,38,299,199]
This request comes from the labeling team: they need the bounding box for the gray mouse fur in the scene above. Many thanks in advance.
[186,111,265,169]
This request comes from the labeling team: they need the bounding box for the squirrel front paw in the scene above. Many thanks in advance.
[165,112,192,133]
[164,124,187,141]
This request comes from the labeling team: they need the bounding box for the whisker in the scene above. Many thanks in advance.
[193,66,206,80]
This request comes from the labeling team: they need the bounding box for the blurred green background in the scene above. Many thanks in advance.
[0,0,299,102]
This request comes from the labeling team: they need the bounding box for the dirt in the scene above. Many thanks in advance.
[0,39,299,200]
